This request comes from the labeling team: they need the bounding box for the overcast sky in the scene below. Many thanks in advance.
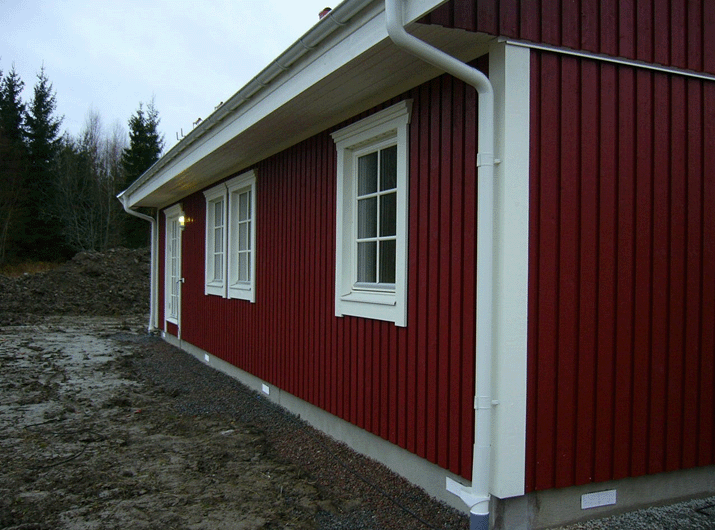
[1,0,335,150]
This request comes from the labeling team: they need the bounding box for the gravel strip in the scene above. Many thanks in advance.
[552,496,715,530]
[126,333,469,530]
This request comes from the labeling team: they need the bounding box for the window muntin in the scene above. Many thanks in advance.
[354,143,397,290]
[331,100,411,327]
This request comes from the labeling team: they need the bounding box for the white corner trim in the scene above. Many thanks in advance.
[488,41,530,499]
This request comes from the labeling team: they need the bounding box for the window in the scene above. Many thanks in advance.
[164,204,183,325]
[227,173,256,301]
[203,186,227,296]
[331,100,411,326]
[203,170,256,302]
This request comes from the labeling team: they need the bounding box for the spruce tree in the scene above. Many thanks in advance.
[122,99,165,248]
[26,66,68,260]
[0,65,29,263]
[0,65,26,144]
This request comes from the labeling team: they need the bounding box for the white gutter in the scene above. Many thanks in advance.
[384,1,496,529]
[118,195,158,334]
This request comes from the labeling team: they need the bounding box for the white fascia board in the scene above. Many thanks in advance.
[488,41,530,499]
[124,0,449,208]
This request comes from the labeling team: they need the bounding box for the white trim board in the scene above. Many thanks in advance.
[487,41,530,500]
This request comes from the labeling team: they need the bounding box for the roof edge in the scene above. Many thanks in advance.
[119,0,451,208]
[120,0,376,206]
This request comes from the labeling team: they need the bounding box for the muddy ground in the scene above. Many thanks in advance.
[0,313,467,529]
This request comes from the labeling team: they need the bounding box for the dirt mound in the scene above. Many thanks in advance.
[0,248,149,322]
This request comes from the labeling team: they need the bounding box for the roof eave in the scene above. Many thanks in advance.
[119,0,465,209]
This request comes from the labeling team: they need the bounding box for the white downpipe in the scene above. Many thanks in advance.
[119,197,158,334]
[384,1,495,528]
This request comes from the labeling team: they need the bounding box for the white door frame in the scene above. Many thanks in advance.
[164,204,183,337]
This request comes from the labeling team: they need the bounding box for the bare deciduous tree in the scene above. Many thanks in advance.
[53,110,128,252]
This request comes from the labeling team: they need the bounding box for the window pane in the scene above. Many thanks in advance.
[379,239,396,284]
[238,222,248,251]
[214,255,222,281]
[380,145,397,191]
[214,201,223,225]
[357,241,377,283]
[214,227,223,252]
[380,192,396,236]
[239,191,250,221]
[357,197,377,238]
[358,152,378,196]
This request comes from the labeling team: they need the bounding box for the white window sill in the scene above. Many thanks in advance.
[337,289,405,326]
[205,282,225,297]
[229,283,255,303]
[340,290,396,306]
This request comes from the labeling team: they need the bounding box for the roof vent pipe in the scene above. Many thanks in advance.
[384,1,496,529]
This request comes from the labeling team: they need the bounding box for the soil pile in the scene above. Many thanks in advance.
[0,248,149,322]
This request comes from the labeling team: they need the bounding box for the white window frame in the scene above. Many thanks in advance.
[164,203,183,325]
[202,170,257,302]
[226,171,256,302]
[203,186,228,297]
[331,100,411,327]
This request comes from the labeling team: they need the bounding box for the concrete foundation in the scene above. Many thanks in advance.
[491,465,715,529]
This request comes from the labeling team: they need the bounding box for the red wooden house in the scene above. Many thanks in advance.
[119,0,715,528]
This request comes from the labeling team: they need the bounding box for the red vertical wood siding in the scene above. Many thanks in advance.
[526,50,715,492]
[160,64,486,480]
[423,0,715,76]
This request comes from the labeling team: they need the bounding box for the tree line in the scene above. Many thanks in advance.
[0,63,164,265]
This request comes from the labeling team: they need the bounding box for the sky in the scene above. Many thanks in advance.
[1,0,335,151]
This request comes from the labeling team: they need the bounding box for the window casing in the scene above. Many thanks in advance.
[332,100,411,327]
[203,186,227,296]
[227,174,256,301]
[203,170,256,302]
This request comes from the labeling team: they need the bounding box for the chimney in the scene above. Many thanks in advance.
[319,7,331,19]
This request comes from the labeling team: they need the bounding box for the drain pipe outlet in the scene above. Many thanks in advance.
[384,1,496,529]
[118,196,158,334]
